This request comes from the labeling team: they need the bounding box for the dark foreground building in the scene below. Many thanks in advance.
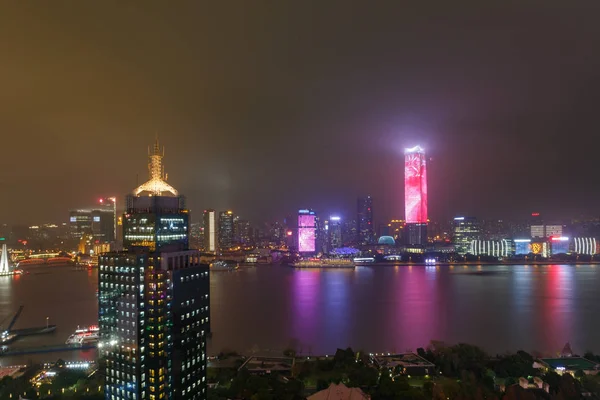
[99,139,209,400]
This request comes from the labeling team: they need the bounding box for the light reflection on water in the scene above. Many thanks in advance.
[0,264,597,365]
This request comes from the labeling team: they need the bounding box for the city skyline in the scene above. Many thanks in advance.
[2,2,600,225]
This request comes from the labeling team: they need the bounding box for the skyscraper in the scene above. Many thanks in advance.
[99,139,209,400]
[404,146,428,246]
[329,216,343,250]
[203,210,217,253]
[453,216,479,255]
[357,196,374,245]
[298,209,316,253]
[218,211,234,249]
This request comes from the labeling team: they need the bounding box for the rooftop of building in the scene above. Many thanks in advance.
[133,138,178,197]
[373,352,435,369]
[537,357,599,371]
[307,383,370,400]
[238,356,294,373]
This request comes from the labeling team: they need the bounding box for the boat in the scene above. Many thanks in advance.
[291,258,355,269]
[209,261,239,271]
[66,325,99,345]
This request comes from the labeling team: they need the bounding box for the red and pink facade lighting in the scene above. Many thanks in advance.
[404,146,428,224]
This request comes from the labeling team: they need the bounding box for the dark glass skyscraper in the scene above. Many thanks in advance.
[357,196,374,245]
[218,211,234,249]
[99,139,209,400]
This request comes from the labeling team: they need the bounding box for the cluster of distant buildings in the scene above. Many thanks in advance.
[2,145,600,263]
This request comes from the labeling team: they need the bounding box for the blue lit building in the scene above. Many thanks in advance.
[514,239,531,255]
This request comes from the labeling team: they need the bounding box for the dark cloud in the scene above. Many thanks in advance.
[0,0,599,225]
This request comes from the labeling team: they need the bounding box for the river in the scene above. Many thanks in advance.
[0,263,598,365]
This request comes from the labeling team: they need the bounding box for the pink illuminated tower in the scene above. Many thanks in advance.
[404,146,428,245]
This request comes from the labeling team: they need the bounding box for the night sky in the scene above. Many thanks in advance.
[1,1,600,226]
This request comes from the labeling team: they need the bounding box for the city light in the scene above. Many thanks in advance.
[404,146,428,224]
[298,214,316,252]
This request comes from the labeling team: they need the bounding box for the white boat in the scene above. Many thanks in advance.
[66,325,99,345]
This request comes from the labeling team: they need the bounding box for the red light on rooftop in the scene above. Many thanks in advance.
[532,212,540,217]
[99,198,103,203]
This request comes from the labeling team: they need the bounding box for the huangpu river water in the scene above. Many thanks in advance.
[0,263,598,365]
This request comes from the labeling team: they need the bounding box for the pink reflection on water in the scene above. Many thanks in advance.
[291,270,320,351]
[538,265,574,353]
[390,265,440,352]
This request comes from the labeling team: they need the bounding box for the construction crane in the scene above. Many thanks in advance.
[5,306,23,333]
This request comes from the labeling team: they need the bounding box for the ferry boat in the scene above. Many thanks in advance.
[209,261,239,271]
[65,325,99,345]
[291,258,355,269]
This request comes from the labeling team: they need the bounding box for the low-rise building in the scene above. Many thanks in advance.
[307,383,370,400]
[372,353,435,376]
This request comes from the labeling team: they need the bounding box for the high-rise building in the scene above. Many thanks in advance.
[203,210,218,253]
[453,217,479,255]
[123,195,189,252]
[69,199,116,243]
[99,139,209,400]
[234,219,251,245]
[404,146,428,245]
[218,211,234,249]
[329,216,343,251]
[298,209,316,253]
[357,196,374,245]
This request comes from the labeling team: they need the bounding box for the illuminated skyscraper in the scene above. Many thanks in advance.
[453,216,479,255]
[203,209,218,253]
[298,209,316,253]
[329,216,343,250]
[99,139,209,400]
[218,211,234,249]
[404,146,428,245]
[357,196,374,245]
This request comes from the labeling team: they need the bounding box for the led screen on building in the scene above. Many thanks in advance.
[404,146,428,223]
[551,237,570,255]
[298,214,316,252]
[514,240,531,255]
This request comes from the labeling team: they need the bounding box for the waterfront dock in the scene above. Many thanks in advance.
[0,343,96,357]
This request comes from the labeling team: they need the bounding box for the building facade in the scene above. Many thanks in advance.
[470,239,511,257]
[298,209,316,253]
[202,210,217,254]
[453,217,479,255]
[356,196,374,245]
[329,216,343,251]
[404,146,428,245]
[218,211,234,249]
[99,139,209,400]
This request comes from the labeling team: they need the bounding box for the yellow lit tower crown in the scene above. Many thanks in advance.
[133,138,178,196]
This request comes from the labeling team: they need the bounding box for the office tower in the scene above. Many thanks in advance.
[329,216,343,251]
[218,211,234,249]
[298,209,316,253]
[404,146,428,245]
[99,139,209,400]
[70,199,116,243]
[530,224,563,238]
[453,217,479,255]
[357,196,374,245]
[203,210,217,253]
[69,210,92,239]
[234,219,251,245]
